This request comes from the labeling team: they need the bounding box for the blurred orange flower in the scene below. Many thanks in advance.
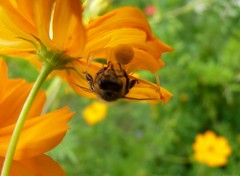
[0,58,74,175]
[0,0,173,103]
[193,131,232,167]
[82,101,107,125]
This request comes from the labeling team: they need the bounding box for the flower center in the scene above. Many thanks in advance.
[208,146,215,153]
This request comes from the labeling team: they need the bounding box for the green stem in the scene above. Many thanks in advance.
[1,64,53,176]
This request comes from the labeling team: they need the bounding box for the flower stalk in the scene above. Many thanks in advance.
[1,63,54,176]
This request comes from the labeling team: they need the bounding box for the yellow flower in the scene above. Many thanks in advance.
[0,58,74,175]
[82,101,107,125]
[192,131,232,167]
[0,0,173,103]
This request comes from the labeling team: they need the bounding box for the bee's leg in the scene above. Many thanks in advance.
[124,79,138,95]
[85,73,95,91]
[117,63,122,70]
[123,69,139,95]
[95,67,107,77]
[95,61,112,78]
[106,61,112,69]
[154,72,164,100]
[129,79,139,89]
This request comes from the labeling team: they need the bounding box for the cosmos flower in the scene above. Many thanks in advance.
[192,131,232,167]
[0,58,74,175]
[0,0,173,103]
[82,101,107,125]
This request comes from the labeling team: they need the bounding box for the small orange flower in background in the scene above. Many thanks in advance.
[0,0,173,103]
[0,58,74,175]
[82,101,108,125]
[193,131,232,167]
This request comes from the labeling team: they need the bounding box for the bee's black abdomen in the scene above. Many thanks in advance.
[101,91,119,101]
[99,79,123,92]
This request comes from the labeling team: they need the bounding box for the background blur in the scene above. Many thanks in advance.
[6,0,240,175]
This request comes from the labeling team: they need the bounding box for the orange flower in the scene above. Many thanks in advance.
[192,131,232,167]
[0,0,173,103]
[0,58,74,175]
[0,0,85,58]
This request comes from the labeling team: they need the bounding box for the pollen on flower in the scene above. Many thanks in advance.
[192,131,232,167]
[113,44,134,65]
[82,101,107,125]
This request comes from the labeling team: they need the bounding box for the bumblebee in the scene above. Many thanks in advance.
[85,61,138,101]
[74,44,164,102]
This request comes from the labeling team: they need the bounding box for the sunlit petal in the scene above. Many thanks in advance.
[52,0,86,56]
[30,0,55,46]
[0,0,36,37]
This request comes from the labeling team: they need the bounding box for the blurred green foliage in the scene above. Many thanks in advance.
[5,0,240,175]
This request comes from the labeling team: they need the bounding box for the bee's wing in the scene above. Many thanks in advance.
[125,75,173,104]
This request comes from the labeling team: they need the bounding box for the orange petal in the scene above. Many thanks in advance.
[0,0,36,36]
[52,0,86,56]
[86,7,152,41]
[0,78,46,127]
[0,155,65,176]
[0,80,33,127]
[84,7,173,72]
[125,48,165,73]
[0,107,74,159]
[0,16,35,52]
[0,58,8,103]
[0,0,55,52]
[0,4,36,51]
[0,3,36,54]
[127,76,173,104]
[30,0,55,47]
